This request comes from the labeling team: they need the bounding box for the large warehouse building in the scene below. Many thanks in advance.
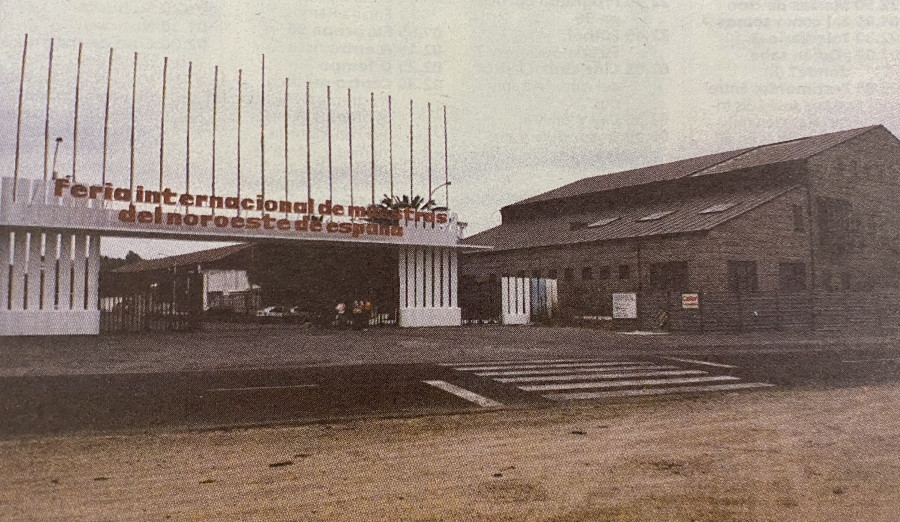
[461,125,900,331]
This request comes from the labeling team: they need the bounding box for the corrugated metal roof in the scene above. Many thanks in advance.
[114,243,251,273]
[464,185,800,252]
[511,125,879,207]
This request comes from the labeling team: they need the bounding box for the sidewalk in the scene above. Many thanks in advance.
[1,384,898,521]
[1,324,897,377]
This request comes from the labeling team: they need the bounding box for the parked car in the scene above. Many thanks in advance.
[255,306,288,321]
[287,306,314,324]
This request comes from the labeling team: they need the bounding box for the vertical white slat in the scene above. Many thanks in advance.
[398,246,408,309]
[441,248,450,307]
[415,246,425,308]
[0,231,11,310]
[523,277,532,318]
[27,232,42,310]
[423,247,433,308]
[502,276,510,315]
[86,235,101,310]
[42,233,59,310]
[10,231,28,310]
[449,249,458,309]
[58,233,73,310]
[405,246,414,310]
[72,234,87,310]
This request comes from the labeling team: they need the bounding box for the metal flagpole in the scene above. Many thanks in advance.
[101,48,113,188]
[370,92,375,205]
[43,38,54,183]
[444,105,449,207]
[212,65,218,211]
[348,88,353,208]
[389,95,393,198]
[327,85,332,202]
[159,56,168,191]
[13,34,27,199]
[185,62,192,193]
[427,102,432,203]
[72,42,83,182]
[306,82,311,202]
[129,52,137,192]
[409,99,413,197]
[284,77,289,206]
[237,69,242,207]
[260,54,265,204]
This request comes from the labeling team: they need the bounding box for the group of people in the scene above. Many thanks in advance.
[334,300,373,328]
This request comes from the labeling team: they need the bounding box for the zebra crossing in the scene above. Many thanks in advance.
[445,358,773,401]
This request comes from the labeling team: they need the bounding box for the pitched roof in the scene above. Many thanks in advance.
[464,184,800,252]
[511,125,879,207]
[114,243,251,273]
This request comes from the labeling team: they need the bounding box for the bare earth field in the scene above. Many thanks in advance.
[2,384,899,521]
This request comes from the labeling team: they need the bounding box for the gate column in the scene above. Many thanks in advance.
[397,245,461,327]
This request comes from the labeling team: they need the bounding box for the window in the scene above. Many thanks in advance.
[727,261,758,293]
[637,210,675,222]
[699,202,737,214]
[792,204,805,232]
[649,261,688,291]
[564,267,574,281]
[816,197,851,259]
[587,217,620,227]
[547,268,558,280]
[619,264,630,279]
[779,262,806,292]
[597,266,611,279]
[581,266,593,280]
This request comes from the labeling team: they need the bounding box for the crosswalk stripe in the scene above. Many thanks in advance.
[474,365,674,377]
[496,369,707,383]
[519,375,740,392]
[441,358,636,367]
[454,361,646,372]
[423,380,504,408]
[542,382,775,400]
[660,357,736,369]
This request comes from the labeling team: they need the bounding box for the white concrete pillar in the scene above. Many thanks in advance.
[0,231,10,310]
[86,235,100,311]
[449,248,458,308]
[43,233,58,310]
[398,245,409,309]
[10,231,28,310]
[441,248,450,307]
[58,233,73,310]
[72,234,87,310]
[415,246,425,308]
[27,232,42,310]
[423,247,433,308]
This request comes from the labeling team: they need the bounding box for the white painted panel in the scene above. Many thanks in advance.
[415,246,425,308]
[27,232,42,310]
[0,309,101,336]
[523,277,531,317]
[42,233,59,310]
[72,234,87,310]
[398,245,408,309]
[0,231,10,310]
[501,277,510,315]
[10,231,27,310]
[441,248,450,307]
[398,306,461,327]
[86,235,101,311]
[450,249,458,308]
[423,247,433,308]
[57,233,73,311]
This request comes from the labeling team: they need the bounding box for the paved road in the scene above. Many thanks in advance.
[1,342,898,439]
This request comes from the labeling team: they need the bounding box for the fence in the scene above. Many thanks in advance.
[100,293,198,333]
[633,290,900,333]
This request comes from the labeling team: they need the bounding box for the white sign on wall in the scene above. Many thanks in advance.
[612,292,638,319]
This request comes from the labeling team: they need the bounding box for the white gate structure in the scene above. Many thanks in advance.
[500,276,558,325]
[0,177,465,335]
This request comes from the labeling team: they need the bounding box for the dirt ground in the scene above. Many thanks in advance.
[2,384,900,521]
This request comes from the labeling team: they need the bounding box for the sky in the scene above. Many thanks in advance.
[2,0,900,258]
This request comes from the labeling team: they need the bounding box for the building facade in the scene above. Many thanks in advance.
[461,125,900,329]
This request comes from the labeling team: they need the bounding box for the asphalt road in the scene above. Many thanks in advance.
[1,341,898,439]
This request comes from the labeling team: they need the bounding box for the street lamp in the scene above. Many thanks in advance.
[429,181,451,202]
[51,137,63,180]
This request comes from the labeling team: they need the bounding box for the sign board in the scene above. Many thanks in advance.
[682,293,700,309]
[612,292,637,319]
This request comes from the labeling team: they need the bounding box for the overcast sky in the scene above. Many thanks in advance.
[2,0,900,258]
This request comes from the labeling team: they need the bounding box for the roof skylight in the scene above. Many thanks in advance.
[636,210,675,222]
[587,217,620,228]
[699,202,738,214]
